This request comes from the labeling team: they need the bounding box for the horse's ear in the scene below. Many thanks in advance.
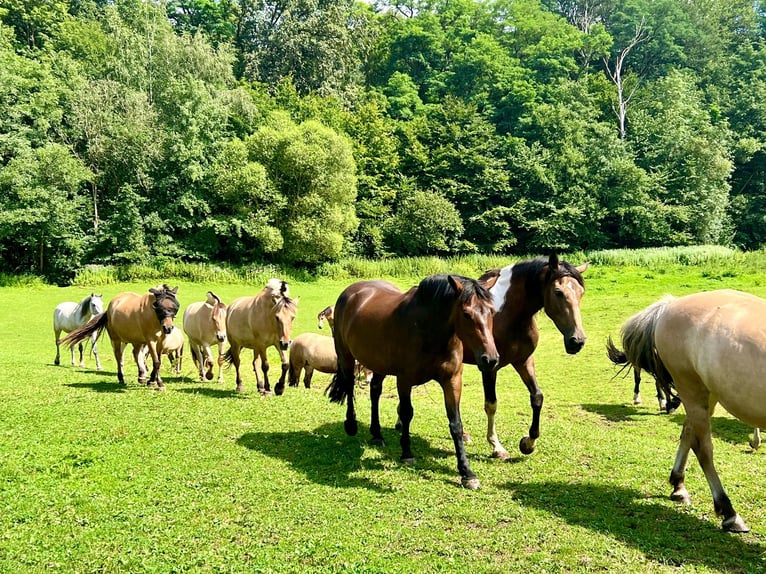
[149,287,161,296]
[447,275,464,294]
[170,286,179,294]
[576,262,590,274]
[480,274,499,290]
[548,253,560,270]
[207,291,220,305]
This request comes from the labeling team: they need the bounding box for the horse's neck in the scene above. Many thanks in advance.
[501,277,543,323]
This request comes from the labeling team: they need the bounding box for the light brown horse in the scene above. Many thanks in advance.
[317,305,334,331]
[183,291,228,382]
[61,285,180,389]
[288,332,373,389]
[466,254,588,459]
[607,289,766,532]
[224,279,298,394]
[327,274,499,489]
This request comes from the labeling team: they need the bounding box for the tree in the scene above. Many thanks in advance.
[384,190,464,255]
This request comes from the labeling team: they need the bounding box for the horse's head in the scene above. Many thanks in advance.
[265,279,297,350]
[207,291,228,343]
[447,275,499,372]
[317,306,334,331]
[89,293,104,316]
[541,253,588,354]
[149,285,180,335]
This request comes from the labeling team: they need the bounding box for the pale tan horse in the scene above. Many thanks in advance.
[224,279,299,394]
[139,327,184,375]
[608,289,766,532]
[61,285,180,390]
[288,332,336,388]
[183,291,228,382]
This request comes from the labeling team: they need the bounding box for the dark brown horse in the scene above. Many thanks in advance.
[327,274,499,489]
[61,285,180,389]
[467,254,588,458]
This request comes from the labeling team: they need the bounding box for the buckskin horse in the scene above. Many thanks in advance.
[327,274,499,489]
[224,279,298,395]
[183,291,228,383]
[607,289,766,532]
[53,293,104,370]
[468,254,588,459]
[60,285,180,390]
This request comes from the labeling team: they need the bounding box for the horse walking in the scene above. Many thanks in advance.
[61,285,180,390]
[607,289,766,532]
[327,275,499,489]
[53,293,104,370]
[224,279,298,394]
[465,254,588,459]
[183,291,228,382]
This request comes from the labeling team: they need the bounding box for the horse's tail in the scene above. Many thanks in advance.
[326,359,354,404]
[60,312,108,349]
[222,348,235,367]
[609,296,676,391]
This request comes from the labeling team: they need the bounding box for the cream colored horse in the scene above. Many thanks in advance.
[183,291,228,382]
[62,285,180,390]
[609,289,766,532]
[224,279,298,394]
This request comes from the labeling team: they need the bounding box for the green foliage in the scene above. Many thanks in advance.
[384,190,465,255]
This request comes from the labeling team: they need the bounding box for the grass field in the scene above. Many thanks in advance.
[2,258,766,573]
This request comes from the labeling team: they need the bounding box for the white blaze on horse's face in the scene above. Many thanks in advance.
[489,265,514,313]
[91,294,104,315]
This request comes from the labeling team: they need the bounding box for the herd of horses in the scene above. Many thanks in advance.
[56,254,766,532]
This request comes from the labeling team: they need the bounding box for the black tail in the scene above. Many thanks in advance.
[223,348,235,367]
[326,363,353,404]
[60,312,108,349]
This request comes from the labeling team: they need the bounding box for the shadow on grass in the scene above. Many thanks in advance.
[238,421,461,492]
[63,381,126,393]
[505,479,765,571]
[580,402,661,422]
[175,385,240,398]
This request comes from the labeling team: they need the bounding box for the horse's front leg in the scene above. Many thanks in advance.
[146,341,164,390]
[77,342,85,367]
[112,337,125,385]
[254,351,270,395]
[369,373,386,446]
[482,369,510,460]
[396,378,415,464]
[215,341,225,383]
[132,345,147,385]
[274,347,289,396]
[442,369,479,490]
[512,356,543,455]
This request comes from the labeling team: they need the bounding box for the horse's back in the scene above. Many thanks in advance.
[183,301,209,342]
[107,292,154,343]
[227,295,267,348]
[291,332,336,372]
[53,301,80,332]
[656,289,766,426]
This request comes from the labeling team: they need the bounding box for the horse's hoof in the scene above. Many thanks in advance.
[138,378,148,385]
[461,477,480,490]
[344,419,358,436]
[722,514,750,533]
[156,386,166,392]
[274,385,285,396]
[492,449,511,461]
[97,367,103,372]
[54,359,60,366]
[235,385,245,393]
[400,456,415,465]
[370,437,386,447]
[670,488,691,505]
[519,436,536,455]
[205,372,213,381]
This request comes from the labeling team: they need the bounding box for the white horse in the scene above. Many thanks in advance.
[54,293,104,370]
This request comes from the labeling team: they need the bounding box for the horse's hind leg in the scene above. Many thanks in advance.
[133,345,148,385]
[112,338,126,385]
[91,332,102,370]
[633,368,642,405]
[229,344,245,392]
[482,369,510,460]
[303,366,314,389]
[396,379,415,464]
[750,428,761,450]
[369,373,386,446]
[54,328,62,366]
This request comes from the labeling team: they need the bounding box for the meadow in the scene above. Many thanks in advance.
[2,250,766,573]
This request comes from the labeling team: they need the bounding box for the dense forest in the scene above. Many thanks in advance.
[2,0,766,281]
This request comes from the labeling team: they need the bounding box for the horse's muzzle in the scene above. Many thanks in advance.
[162,324,174,335]
[280,341,290,351]
[216,334,226,343]
[477,353,499,372]
[565,336,585,355]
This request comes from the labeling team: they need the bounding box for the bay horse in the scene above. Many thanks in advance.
[327,274,499,489]
[607,289,766,532]
[224,279,298,394]
[60,285,180,390]
[183,291,228,382]
[317,305,334,331]
[466,254,588,459]
[53,293,104,370]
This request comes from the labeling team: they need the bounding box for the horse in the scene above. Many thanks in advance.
[138,326,184,375]
[606,289,766,532]
[53,293,104,370]
[465,254,588,459]
[224,279,298,394]
[326,274,499,489]
[288,332,373,389]
[60,285,180,390]
[317,305,334,331]
[605,343,681,413]
[183,291,228,382]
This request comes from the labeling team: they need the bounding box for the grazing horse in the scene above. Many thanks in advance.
[61,285,180,390]
[327,275,499,489]
[183,291,228,382]
[53,293,104,370]
[607,289,766,532]
[317,305,334,332]
[605,344,681,413]
[466,254,588,459]
[224,279,298,394]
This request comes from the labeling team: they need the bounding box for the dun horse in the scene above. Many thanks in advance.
[467,254,588,459]
[53,293,104,370]
[61,285,180,390]
[183,291,228,382]
[288,332,373,389]
[327,275,499,489]
[607,289,766,532]
[224,279,298,394]
[317,306,334,331]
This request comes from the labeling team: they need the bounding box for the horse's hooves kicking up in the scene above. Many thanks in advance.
[461,477,480,490]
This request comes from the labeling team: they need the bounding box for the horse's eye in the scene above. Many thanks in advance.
[463,311,471,320]
[555,290,565,298]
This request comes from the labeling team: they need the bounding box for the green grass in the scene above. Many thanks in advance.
[3,258,766,573]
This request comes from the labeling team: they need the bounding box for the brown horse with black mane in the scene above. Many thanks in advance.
[61,285,180,390]
[327,274,499,489]
[468,254,588,458]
